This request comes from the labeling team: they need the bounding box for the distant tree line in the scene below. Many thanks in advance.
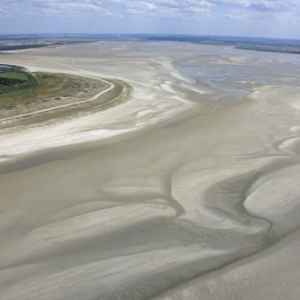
[0,44,50,51]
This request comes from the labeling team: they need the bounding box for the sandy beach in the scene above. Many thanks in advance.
[1,41,300,299]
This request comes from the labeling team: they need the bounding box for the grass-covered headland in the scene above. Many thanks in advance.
[0,64,131,128]
[0,64,38,96]
[0,64,108,111]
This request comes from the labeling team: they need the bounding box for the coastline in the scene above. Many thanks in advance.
[1,41,300,300]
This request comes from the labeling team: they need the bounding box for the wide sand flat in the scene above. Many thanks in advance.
[1,42,300,299]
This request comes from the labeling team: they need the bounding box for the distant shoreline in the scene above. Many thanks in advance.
[1,34,300,55]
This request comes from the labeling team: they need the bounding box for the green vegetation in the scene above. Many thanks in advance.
[235,45,300,54]
[0,64,131,129]
[0,44,52,51]
[0,65,38,97]
[0,71,66,109]
[0,72,29,81]
[0,71,32,94]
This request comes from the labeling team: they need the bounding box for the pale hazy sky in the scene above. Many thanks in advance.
[0,0,300,39]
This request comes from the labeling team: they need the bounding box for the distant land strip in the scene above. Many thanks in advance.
[1,34,300,55]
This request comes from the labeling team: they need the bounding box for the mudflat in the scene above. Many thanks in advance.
[0,41,300,300]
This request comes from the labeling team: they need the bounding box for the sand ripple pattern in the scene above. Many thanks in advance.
[1,42,300,299]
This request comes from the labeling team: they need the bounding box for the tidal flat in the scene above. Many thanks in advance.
[1,41,300,300]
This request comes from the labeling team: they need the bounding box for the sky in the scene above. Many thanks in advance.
[0,0,300,39]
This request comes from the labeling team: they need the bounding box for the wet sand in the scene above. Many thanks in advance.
[1,42,300,299]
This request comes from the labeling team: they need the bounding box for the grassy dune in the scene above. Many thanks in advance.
[0,66,131,129]
[0,72,66,109]
[0,72,30,81]
[0,66,38,97]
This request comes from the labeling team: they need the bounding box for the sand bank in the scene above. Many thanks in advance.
[1,42,300,299]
